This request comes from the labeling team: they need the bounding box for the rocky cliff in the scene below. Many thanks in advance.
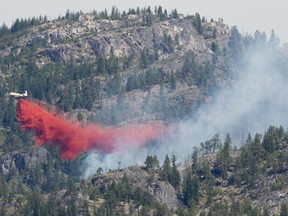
[0,12,232,125]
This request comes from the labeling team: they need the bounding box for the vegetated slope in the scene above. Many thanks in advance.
[1,125,288,215]
[0,6,288,216]
[79,126,288,216]
[0,8,231,126]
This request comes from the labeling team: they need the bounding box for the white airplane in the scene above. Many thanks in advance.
[7,90,28,98]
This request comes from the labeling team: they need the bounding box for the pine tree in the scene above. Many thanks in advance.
[171,9,178,19]
[170,154,181,188]
[228,26,243,58]
[262,126,280,153]
[245,133,253,146]
[106,47,119,75]
[182,50,197,83]
[193,13,203,34]
[110,6,120,20]
[269,30,280,48]
[217,133,231,179]
[183,171,200,208]
[97,55,107,75]
[169,72,177,90]
[211,133,222,153]
[251,133,263,162]
[161,154,172,182]
[141,50,149,68]
[145,155,154,171]
[192,148,199,175]
[163,32,174,53]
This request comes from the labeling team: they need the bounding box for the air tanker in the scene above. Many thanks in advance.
[7,90,28,98]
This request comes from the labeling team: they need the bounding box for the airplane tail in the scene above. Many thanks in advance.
[23,91,27,96]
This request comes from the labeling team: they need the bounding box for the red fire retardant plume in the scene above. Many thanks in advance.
[17,99,163,160]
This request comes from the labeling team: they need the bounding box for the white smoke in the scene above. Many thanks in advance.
[170,48,288,159]
[82,48,288,178]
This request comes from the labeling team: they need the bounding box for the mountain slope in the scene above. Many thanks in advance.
[0,10,232,125]
[0,6,288,216]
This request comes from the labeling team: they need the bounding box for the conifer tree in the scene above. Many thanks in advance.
[191,148,199,175]
[161,154,172,182]
[251,133,263,162]
[170,154,181,188]
[217,133,231,179]
[169,72,177,90]
[183,171,200,208]
[144,155,160,171]
[211,133,222,153]
[193,13,203,34]
[262,126,280,153]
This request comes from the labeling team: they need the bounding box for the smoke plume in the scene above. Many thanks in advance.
[165,48,288,160]
[82,48,288,177]
[16,99,164,160]
[16,47,288,177]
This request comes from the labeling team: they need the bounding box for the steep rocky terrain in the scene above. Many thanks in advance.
[0,7,288,216]
[0,10,232,125]
[1,14,229,64]
[1,131,287,215]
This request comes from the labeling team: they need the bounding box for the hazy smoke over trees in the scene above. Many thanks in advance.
[83,45,288,178]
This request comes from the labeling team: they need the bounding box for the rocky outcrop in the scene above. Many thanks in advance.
[39,49,64,62]
[0,147,48,174]
[0,14,229,65]
[90,166,179,209]
[0,13,232,125]
[148,180,178,209]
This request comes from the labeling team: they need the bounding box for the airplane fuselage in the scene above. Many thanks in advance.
[7,91,27,98]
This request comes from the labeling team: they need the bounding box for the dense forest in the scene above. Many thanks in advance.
[0,5,287,216]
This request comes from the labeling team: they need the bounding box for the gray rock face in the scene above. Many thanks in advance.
[39,49,64,62]
[0,15,229,65]
[0,147,48,174]
[148,181,178,209]
[91,166,179,209]
[0,14,232,124]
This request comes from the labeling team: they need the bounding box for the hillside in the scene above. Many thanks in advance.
[0,6,288,216]
[1,126,288,215]
[0,8,232,125]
